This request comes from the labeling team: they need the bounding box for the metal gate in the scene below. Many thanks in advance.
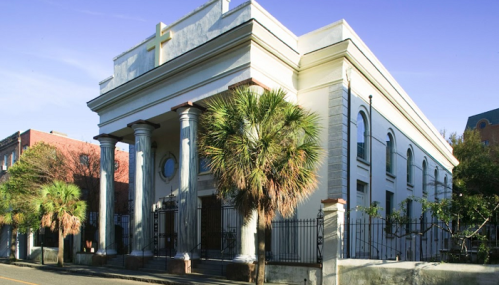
[153,193,178,257]
[152,195,241,260]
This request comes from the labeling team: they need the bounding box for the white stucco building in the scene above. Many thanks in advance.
[87,0,458,278]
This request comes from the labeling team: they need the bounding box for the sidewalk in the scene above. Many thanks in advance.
[0,258,274,285]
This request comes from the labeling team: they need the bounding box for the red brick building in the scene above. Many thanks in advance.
[465,108,499,146]
[0,129,129,208]
[0,129,129,258]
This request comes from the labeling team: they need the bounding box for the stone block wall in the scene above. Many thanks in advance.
[327,83,348,200]
[265,264,322,285]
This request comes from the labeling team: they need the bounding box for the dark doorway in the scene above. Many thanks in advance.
[201,195,222,256]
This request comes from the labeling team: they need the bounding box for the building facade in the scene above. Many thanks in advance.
[0,129,129,259]
[87,0,458,277]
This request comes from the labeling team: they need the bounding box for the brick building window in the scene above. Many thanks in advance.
[79,154,89,166]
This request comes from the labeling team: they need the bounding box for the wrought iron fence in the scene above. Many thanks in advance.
[267,209,323,264]
[150,201,324,265]
[80,212,130,254]
[342,216,499,264]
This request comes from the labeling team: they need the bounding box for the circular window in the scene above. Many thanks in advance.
[163,158,175,178]
[479,121,486,129]
[159,152,177,182]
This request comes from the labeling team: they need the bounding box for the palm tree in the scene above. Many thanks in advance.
[198,86,322,284]
[0,143,68,260]
[39,180,86,267]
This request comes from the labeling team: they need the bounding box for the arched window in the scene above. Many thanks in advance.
[434,168,439,200]
[444,176,448,199]
[407,148,413,184]
[386,133,394,173]
[422,160,427,194]
[357,112,368,160]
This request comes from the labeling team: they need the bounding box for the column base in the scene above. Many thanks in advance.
[125,255,152,270]
[226,262,256,282]
[92,254,116,266]
[95,249,117,256]
[232,254,256,263]
[167,259,191,274]
[130,250,153,257]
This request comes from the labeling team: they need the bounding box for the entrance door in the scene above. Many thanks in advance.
[355,182,369,258]
[201,196,222,257]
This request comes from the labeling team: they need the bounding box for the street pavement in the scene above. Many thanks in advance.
[0,263,149,285]
[0,258,281,285]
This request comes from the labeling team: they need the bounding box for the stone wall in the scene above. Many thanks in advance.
[339,259,499,285]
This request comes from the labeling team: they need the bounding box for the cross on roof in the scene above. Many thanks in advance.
[147,22,173,67]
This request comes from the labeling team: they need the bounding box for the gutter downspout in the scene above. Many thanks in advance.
[346,72,352,258]
[368,95,373,259]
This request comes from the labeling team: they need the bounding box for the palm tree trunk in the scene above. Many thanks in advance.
[9,225,18,261]
[256,208,266,285]
[58,223,64,267]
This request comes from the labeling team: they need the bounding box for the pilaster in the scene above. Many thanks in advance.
[321,198,346,285]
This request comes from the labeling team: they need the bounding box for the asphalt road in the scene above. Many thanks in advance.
[0,263,147,285]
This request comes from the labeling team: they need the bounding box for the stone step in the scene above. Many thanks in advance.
[103,255,125,268]
[192,259,230,277]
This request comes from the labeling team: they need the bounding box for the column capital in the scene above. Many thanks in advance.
[127,119,160,129]
[228,78,270,91]
[177,106,202,120]
[171,101,205,112]
[93,133,122,142]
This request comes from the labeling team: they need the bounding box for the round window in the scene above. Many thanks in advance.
[163,158,175,179]
[479,121,486,129]
[159,153,177,182]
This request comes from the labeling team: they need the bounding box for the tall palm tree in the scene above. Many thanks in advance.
[39,180,86,267]
[198,86,322,284]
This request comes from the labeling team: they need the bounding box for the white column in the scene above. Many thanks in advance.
[130,123,156,256]
[322,199,346,285]
[96,136,118,256]
[231,84,263,263]
[233,210,257,263]
[174,107,201,260]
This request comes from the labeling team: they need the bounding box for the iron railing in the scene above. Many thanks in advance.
[151,202,324,265]
[342,217,499,264]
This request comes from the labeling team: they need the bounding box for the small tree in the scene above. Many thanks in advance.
[0,142,67,260]
[198,87,322,284]
[450,129,499,196]
[39,180,86,267]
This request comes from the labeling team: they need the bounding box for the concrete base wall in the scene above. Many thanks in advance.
[74,253,94,265]
[30,247,58,262]
[265,264,322,285]
[339,259,499,285]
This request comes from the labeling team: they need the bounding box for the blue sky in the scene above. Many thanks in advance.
[1,0,498,149]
